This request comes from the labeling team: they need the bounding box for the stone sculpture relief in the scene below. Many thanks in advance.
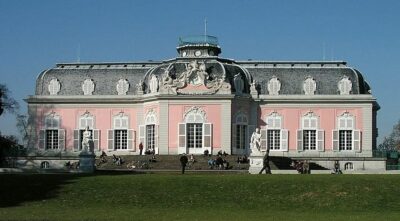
[149,74,159,93]
[159,60,230,95]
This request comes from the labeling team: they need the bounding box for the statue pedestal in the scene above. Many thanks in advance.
[248,152,265,174]
[79,151,96,173]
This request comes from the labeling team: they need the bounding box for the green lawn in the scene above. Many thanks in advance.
[0,173,399,221]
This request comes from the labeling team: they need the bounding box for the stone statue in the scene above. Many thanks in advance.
[149,74,159,93]
[250,128,262,155]
[234,73,244,95]
[81,126,92,153]
[136,80,144,95]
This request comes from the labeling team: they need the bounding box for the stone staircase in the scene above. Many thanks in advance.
[95,154,299,171]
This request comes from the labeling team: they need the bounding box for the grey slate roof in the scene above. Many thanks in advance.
[34,59,371,96]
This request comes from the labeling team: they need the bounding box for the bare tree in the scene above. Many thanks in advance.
[0,84,19,116]
[379,120,400,151]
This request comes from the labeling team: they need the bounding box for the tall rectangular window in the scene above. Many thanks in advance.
[187,123,202,148]
[46,130,59,149]
[146,125,155,150]
[236,125,247,149]
[303,130,316,150]
[267,129,280,150]
[339,130,352,150]
[115,130,128,150]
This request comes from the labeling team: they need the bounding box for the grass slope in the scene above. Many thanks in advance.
[0,173,399,221]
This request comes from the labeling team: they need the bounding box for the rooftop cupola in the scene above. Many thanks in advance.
[177,35,221,58]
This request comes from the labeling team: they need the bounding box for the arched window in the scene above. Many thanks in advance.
[344,162,354,170]
[178,107,212,154]
[264,112,288,151]
[333,112,361,152]
[40,161,50,169]
[139,109,159,155]
[39,112,65,150]
[108,112,134,151]
[297,111,324,151]
[233,113,248,150]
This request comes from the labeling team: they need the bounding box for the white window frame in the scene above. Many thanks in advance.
[297,111,324,152]
[265,112,288,151]
[234,113,248,150]
[109,113,134,151]
[40,112,65,150]
[74,112,99,151]
[140,109,158,154]
[333,112,360,152]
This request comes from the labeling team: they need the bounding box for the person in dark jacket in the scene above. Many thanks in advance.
[259,152,271,174]
[180,154,189,174]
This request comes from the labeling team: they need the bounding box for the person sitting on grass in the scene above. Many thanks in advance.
[223,158,230,170]
[216,156,224,169]
[203,149,210,157]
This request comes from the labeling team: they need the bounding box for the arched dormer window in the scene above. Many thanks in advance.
[297,111,324,152]
[108,112,135,151]
[333,112,361,152]
[338,76,352,95]
[48,78,61,95]
[303,76,316,95]
[116,79,129,95]
[39,112,65,150]
[267,76,281,95]
[178,106,212,155]
[82,79,95,95]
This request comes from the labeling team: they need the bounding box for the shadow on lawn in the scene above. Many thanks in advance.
[0,171,142,208]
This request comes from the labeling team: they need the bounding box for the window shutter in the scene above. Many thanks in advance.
[127,129,135,151]
[39,129,45,149]
[73,129,80,151]
[247,125,255,150]
[280,129,288,151]
[107,129,114,151]
[155,125,159,154]
[317,130,325,152]
[203,123,212,149]
[297,130,303,151]
[232,124,237,149]
[178,123,186,154]
[332,130,339,152]
[260,129,267,151]
[93,129,100,151]
[58,129,65,150]
[353,130,361,152]
[139,125,145,150]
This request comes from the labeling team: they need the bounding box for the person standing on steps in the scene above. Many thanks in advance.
[180,154,189,174]
[139,142,143,155]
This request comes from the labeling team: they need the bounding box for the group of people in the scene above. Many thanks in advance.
[291,160,311,174]
[207,156,230,170]
[113,154,124,165]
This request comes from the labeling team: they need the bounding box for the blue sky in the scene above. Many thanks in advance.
[0,0,399,143]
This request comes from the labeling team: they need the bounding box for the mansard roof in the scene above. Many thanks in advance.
[34,57,371,96]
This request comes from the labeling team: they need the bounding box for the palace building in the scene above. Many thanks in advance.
[25,35,382,171]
